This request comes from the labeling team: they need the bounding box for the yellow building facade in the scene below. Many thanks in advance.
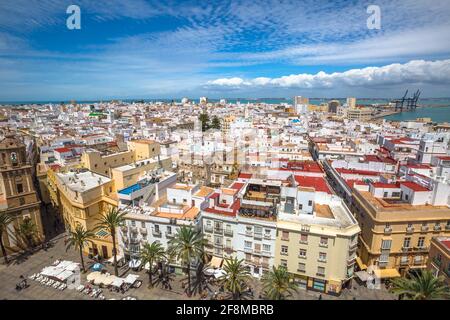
[353,189,450,276]
[55,170,118,258]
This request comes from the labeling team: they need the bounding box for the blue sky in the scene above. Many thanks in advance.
[1,0,450,101]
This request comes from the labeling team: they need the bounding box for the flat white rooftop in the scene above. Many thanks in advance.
[57,170,111,193]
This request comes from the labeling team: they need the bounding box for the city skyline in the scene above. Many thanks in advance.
[1,0,450,101]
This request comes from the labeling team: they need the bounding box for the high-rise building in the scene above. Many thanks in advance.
[0,133,43,256]
[328,100,340,114]
[294,96,309,114]
[346,97,356,109]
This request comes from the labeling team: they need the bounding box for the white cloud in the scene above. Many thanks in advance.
[206,59,450,89]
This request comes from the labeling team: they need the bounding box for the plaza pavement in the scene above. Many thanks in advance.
[0,233,396,300]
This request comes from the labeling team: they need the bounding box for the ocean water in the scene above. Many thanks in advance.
[384,106,450,123]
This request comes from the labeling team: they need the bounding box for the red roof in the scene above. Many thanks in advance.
[436,156,450,161]
[286,161,323,173]
[204,199,240,217]
[440,240,450,251]
[336,168,380,176]
[401,181,430,192]
[230,182,245,191]
[345,179,368,188]
[403,164,431,169]
[54,147,71,153]
[294,175,331,194]
[372,182,401,189]
[238,173,253,179]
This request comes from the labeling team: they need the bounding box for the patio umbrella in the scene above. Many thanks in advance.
[91,263,104,271]
[87,271,101,282]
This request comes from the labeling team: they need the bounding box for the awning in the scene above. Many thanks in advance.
[124,274,140,285]
[107,253,124,264]
[129,259,141,269]
[355,271,370,282]
[86,271,101,282]
[213,269,227,279]
[209,256,223,269]
[356,257,367,270]
[373,268,401,279]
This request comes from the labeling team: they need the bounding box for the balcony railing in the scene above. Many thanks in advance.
[214,228,223,234]
[434,225,442,231]
[254,232,263,239]
[224,229,233,237]
[204,226,213,233]
[421,226,429,232]
[406,227,414,233]
[152,229,162,237]
[384,227,392,234]
[165,232,174,238]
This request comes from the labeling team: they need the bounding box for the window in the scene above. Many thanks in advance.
[226,239,231,248]
[319,237,328,246]
[154,224,160,232]
[392,192,400,197]
[417,237,425,248]
[308,200,313,206]
[403,237,411,248]
[300,233,308,243]
[244,241,252,249]
[281,231,289,240]
[131,221,136,227]
[317,266,325,275]
[141,221,145,228]
[17,183,23,193]
[167,226,172,234]
[298,263,305,272]
[299,249,307,258]
[264,229,271,236]
[407,223,413,228]
[319,252,327,262]
[299,204,303,210]
[254,226,262,235]
[379,253,389,262]
[254,243,261,252]
[281,245,288,255]
[400,256,409,264]
[414,255,423,264]
[381,239,392,250]
[383,192,388,198]
[280,259,288,268]
[263,244,271,252]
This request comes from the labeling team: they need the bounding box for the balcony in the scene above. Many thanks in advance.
[400,259,409,266]
[433,257,442,267]
[316,272,325,277]
[224,247,233,254]
[165,232,174,238]
[401,246,412,252]
[434,225,442,231]
[244,247,253,253]
[224,229,233,237]
[446,224,450,230]
[297,268,306,273]
[384,227,392,234]
[261,262,270,269]
[245,230,253,237]
[204,226,213,233]
[152,229,162,237]
[421,226,429,232]
[413,246,428,252]
[319,243,328,248]
[214,228,223,234]
[264,233,271,240]
[254,232,263,240]
[140,228,147,235]
[406,227,414,234]
[349,241,358,250]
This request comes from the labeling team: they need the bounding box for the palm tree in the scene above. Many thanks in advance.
[219,257,251,300]
[391,270,449,300]
[262,266,298,300]
[95,207,127,276]
[168,226,206,296]
[16,217,38,250]
[0,212,14,264]
[190,261,212,296]
[65,224,95,272]
[140,242,166,288]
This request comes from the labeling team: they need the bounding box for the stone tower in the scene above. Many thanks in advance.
[0,132,43,256]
